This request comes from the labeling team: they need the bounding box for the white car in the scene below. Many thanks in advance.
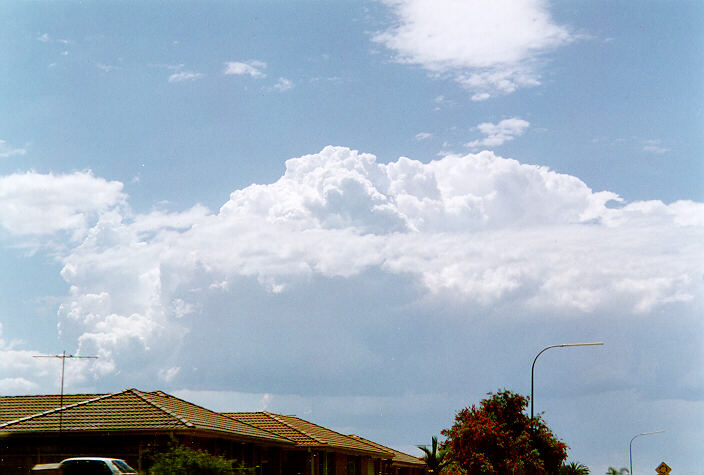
[32,457,137,474]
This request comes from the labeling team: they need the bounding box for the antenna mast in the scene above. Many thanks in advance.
[33,350,98,433]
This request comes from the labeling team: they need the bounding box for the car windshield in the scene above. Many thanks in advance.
[112,460,137,473]
[61,460,112,475]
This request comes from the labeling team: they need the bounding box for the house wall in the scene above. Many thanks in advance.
[0,432,285,475]
[0,432,422,475]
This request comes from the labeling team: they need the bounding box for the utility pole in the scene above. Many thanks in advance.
[33,351,97,433]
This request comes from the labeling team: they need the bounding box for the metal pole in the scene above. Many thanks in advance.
[33,351,98,433]
[530,342,604,419]
[629,430,664,474]
[60,351,65,434]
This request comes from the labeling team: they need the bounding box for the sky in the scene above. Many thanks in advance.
[0,0,702,472]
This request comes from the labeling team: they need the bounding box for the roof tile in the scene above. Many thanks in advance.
[224,412,392,458]
[0,389,291,444]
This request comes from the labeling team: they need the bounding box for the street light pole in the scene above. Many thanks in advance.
[530,342,604,419]
[629,430,664,475]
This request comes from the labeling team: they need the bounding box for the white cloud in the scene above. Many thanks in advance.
[37,33,71,45]
[224,60,267,78]
[415,132,432,141]
[1,147,701,408]
[0,377,39,393]
[0,171,126,237]
[375,0,573,99]
[272,77,294,92]
[168,70,205,83]
[0,139,26,158]
[642,139,669,154]
[96,63,120,73]
[471,92,491,102]
[159,367,180,383]
[0,325,77,395]
[465,118,530,148]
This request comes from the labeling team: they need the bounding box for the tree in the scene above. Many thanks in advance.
[149,444,255,475]
[418,436,448,473]
[441,389,568,474]
[606,468,629,475]
[560,461,590,474]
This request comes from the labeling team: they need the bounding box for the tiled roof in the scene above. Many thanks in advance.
[227,412,323,446]
[224,412,392,458]
[0,394,100,424]
[347,434,426,467]
[0,389,291,444]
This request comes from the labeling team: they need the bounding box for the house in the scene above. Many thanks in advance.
[222,411,425,475]
[0,389,293,474]
[346,435,428,475]
[0,389,426,475]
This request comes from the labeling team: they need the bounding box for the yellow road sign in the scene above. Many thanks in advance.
[655,461,671,474]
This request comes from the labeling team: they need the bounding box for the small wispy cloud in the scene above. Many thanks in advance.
[433,95,455,111]
[642,139,669,155]
[149,63,185,71]
[150,63,203,83]
[272,77,294,92]
[309,76,344,83]
[168,71,205,83]
[224,60,267,78]
[37,33,71,44]
[471,92,490,102]
[0,140,27,159]
[96,63,120,73]
[465,118,530,148]
[415,132,433,141]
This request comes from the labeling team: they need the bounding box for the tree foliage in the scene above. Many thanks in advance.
[441,389,568,474]
[418,435,448,472]
[605,468,629,475]
[560,461,590,474]
[149,444,255,475]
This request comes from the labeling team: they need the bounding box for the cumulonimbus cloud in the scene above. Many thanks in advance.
[374,0,574,99]
[0,171,125,237]
[0,147,701,387]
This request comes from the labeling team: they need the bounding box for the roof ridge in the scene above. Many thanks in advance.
[130,389,194,428]
[264,412,327,445]
[0,390,123,429]
[0,393,103,399]
[219,412,298,444]
[276,414,394,457]
[347,434,396,457]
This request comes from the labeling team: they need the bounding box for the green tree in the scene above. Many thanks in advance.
[150,444,255,475]
[605,468,629,475]
[560,461,590,474]
[441,389,568,474]
[417,436,448,473]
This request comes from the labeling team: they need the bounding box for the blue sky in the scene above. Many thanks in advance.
[0,1,702,472]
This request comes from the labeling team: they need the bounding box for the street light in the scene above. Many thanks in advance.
[629,430,664,474]
[530,342,604,419]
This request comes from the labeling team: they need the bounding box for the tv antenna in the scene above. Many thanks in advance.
[33,350,98,433]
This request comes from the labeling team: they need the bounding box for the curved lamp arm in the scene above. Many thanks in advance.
[530,342,604,419]
[629,430,664,474]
